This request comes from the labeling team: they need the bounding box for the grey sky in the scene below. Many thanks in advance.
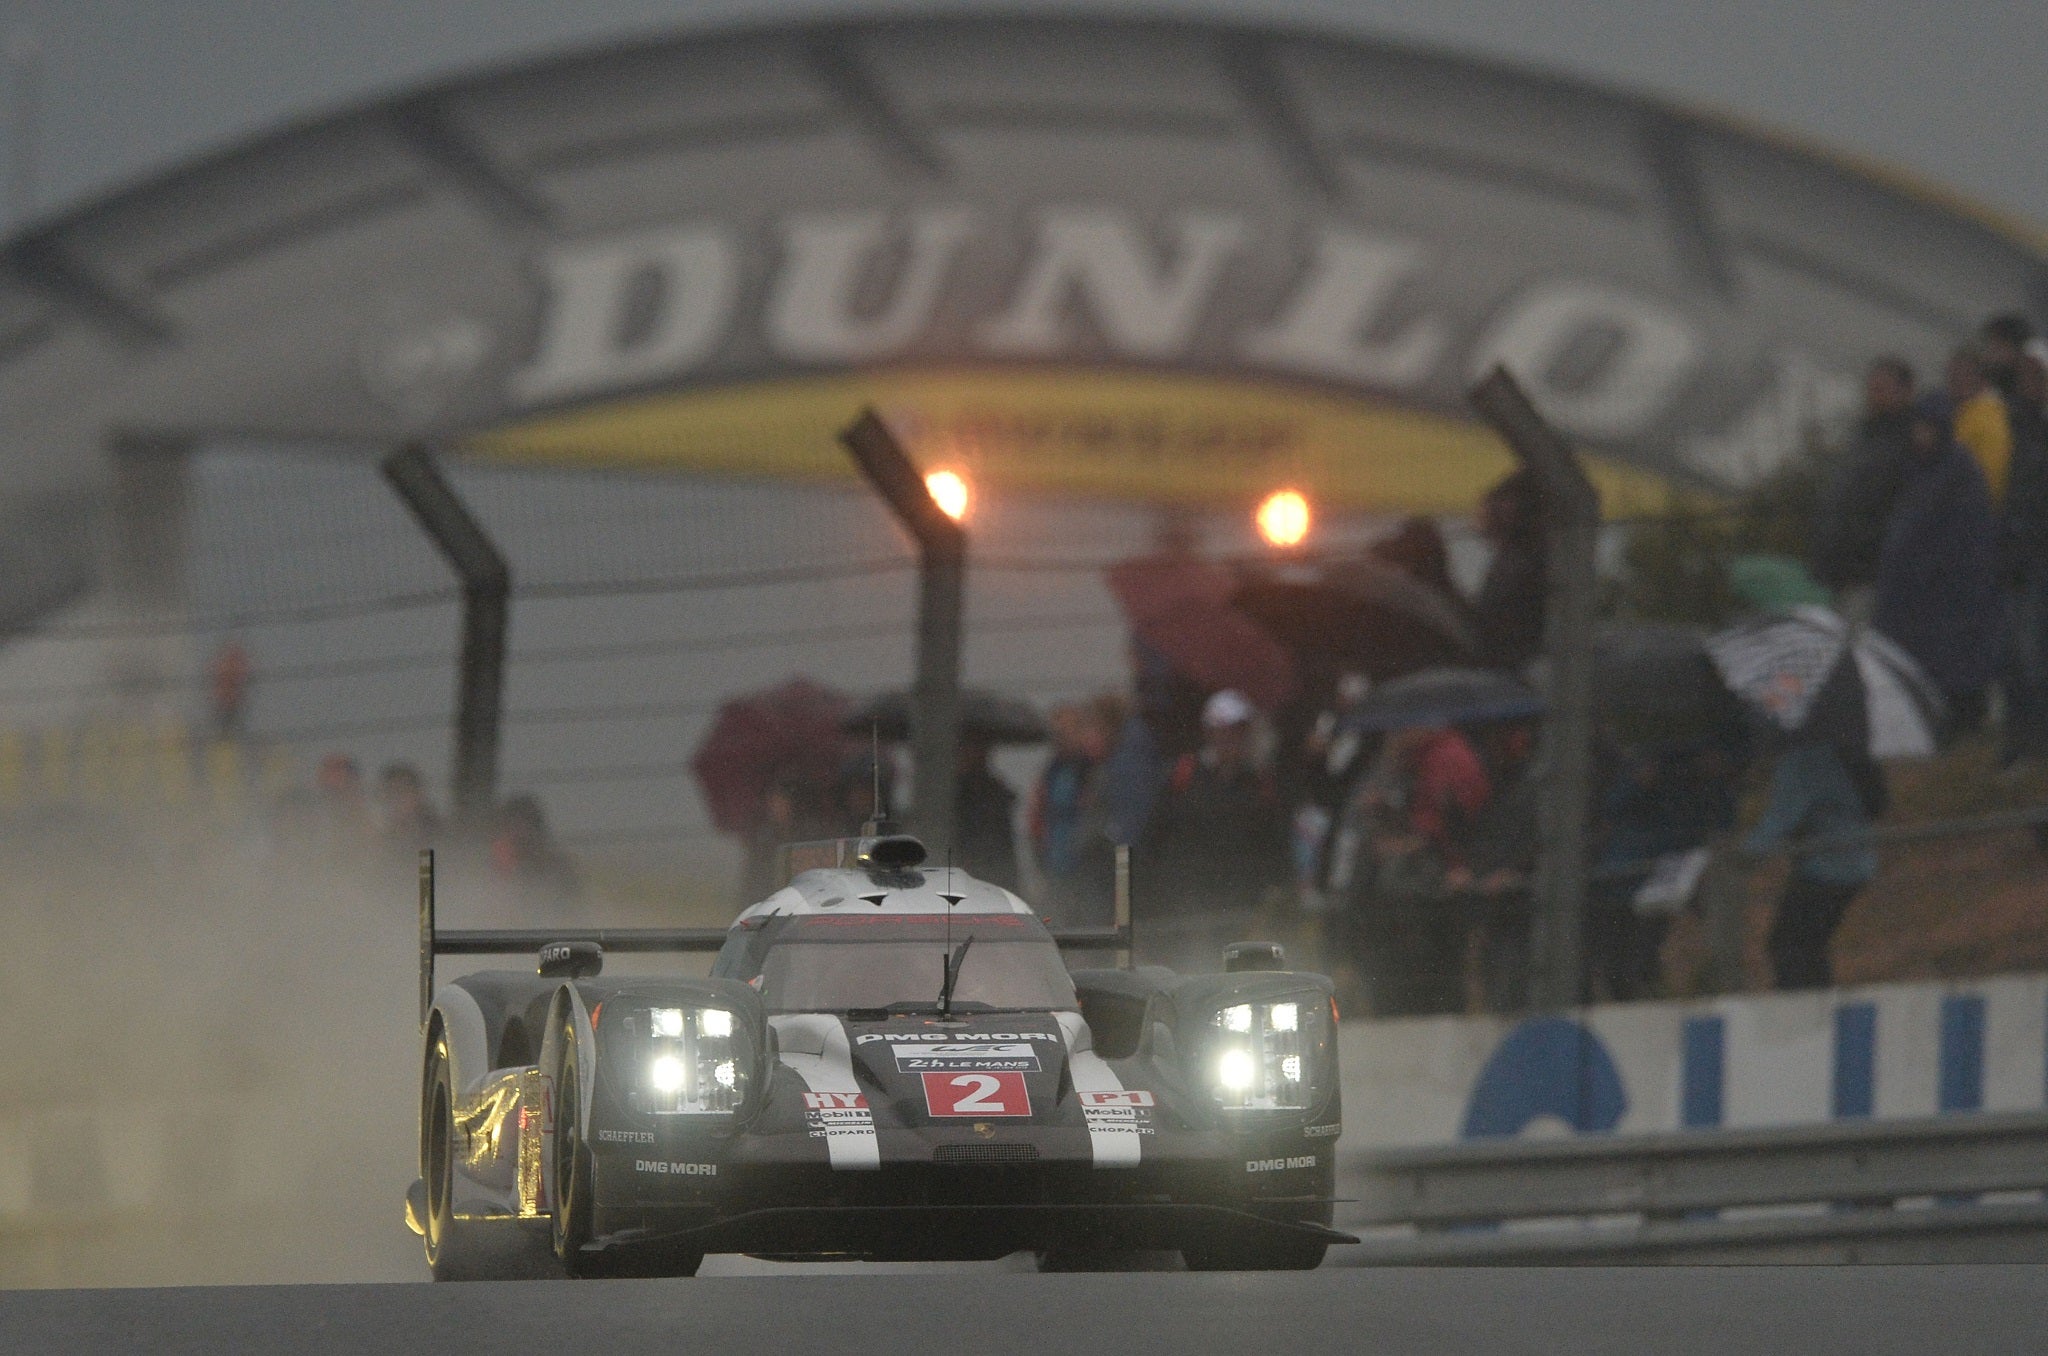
[2,0,2046,232]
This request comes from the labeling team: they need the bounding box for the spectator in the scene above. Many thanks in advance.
[1946,345,2013,503]
[1585,744,1740,1002]
[1812,356,1916,599]
[832,750,896,836]
[955,736,1021,892]
[1873,396,2004,732]
[1370,515,1460,601]
[2003,352,2048,764]
[1448,719,1542,1013]
[1099,639,1204,848]
[1742,741,1882,990]
[313,752,370,851]
[1470,469,1548,672]
[1032,704,1091,881]
[1140,689,1290,970]
[489,793,580,915]
[1331,722,1492,1016]
[376,761,441,860]
[1030,697,1119,919]
[1292,672,1375,912]
[206,638,253,742]
[1979,313,2035,400]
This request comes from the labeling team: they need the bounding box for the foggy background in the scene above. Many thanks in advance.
[0,0,2040,1289]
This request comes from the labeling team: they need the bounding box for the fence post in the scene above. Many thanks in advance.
[1468,368,1601,1012]
[380,444,510,821]
[838,409,966,856]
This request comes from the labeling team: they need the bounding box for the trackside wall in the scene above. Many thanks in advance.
[1340,972,2048,1147]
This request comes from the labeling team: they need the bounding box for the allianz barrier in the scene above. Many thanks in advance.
[1334,971,2048,1261]
[1340,971,2048,1148]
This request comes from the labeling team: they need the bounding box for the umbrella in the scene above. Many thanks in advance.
[1230,556,1477,680]
[1590,622,1746,748]
[1341,667,1544,734]
[1706,605,1945,758]
[845,688,1049,745]
[1105,553,1296,710]
[690,678,851,835]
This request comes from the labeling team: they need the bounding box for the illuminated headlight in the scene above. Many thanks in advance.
[623,1005,750,1115]
[1217,1049,1256,1091]
[648,1055,687,1094]
[1203,995,1329,1112]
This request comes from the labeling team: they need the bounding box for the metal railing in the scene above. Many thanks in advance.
[1338,1109,2048,1264]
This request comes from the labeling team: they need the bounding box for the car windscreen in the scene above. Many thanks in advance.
[745,914,1077,1013]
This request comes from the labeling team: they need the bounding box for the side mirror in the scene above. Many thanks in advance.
[538,940,604,978]
[1223,941,1286,973]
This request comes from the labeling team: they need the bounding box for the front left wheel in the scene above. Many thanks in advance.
[423,1030,494,1281]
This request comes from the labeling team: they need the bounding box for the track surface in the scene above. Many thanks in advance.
[2,1267,2036,1354]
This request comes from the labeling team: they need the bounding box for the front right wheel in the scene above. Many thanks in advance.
[551,1018,599,1276]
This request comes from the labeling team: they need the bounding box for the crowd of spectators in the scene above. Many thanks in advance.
[993,311,2048,1015]
[265,749,580,915]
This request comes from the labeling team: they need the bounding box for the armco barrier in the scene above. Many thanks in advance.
[1340,1111,2048,1264]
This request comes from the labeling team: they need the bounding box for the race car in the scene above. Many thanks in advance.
[404,834,1353,1278]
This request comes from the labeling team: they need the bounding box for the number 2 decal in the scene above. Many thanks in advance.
[922,1071,1031,1116]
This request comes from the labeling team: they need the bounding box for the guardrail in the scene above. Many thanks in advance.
[1339,1109,2048,1264]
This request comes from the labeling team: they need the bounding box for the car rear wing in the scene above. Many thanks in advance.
[417,846,1135,1026]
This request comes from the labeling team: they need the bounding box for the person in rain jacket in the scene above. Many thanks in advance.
[1872,396,2003,732]
[1742,741,1881,990]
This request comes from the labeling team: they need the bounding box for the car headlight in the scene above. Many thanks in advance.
[1202,996,1331,1112]
[625,1005,747,1115]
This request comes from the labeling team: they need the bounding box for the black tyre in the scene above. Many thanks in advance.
[550,1018,598,1275]
[423,1030,490,1281]
[1180,1237,1328,1272]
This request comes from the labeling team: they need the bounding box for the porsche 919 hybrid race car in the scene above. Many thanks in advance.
[404,834,1353,1278]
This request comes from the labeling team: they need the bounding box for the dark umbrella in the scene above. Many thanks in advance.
[690,678,851,835]
[846,688,1049,745]
[1231,556,1477,680]
[1589,622,1746,748]
[1105,553,1297,710]
[1341,667,1544,734]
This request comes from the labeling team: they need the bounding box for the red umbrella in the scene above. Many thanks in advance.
[1105,553,1296,711]
[690,678,851,835]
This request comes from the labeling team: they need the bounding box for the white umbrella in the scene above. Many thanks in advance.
[1706,605,1945,758]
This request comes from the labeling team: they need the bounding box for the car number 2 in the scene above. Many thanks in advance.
[922,1071,1031,1117]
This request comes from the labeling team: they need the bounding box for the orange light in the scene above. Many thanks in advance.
[925,468,972,522]
[1256,488,1311,548]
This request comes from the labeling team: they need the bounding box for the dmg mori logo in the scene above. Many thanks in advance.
[511,207,1702,443]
